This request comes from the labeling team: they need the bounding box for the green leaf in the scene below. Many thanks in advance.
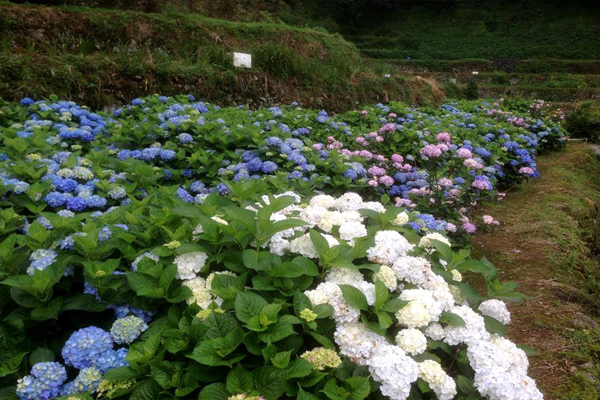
[235,291,268,323]
[338,285,368,310]
[457,375,475,394]
[129,379,160,400]
[271,350,292,369]
[346,376,370,400]
[127,272,164,298]
[61,294,106,312]
[313,303,333,319]
[308,331,335,349]
[309,229,331,256]
[374,279,389,310]
[28,348,54,365]
[287,358,313,378]
[242,249,272,271]
[226,365,254,394]
[439,312,466,327]
[254,366,287,400]
[298,386,319,400]
[455,259,496,277]
[30,297,63,320]
[517,344,538,356]
[103,366,140,381]
[380,298,408,313]
[483,315,507,335]
[376,311,393,329]
[198,383,229,400]
[257,320,296,343]
[430,239,453,262]
[0,353,26,377]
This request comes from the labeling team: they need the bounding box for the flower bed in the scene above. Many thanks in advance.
[0,96,563,400]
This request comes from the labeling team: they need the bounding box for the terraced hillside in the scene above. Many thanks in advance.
[0,1,441,109]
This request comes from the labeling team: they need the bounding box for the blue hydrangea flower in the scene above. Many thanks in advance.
[66,196,87,211]
[61,367,103,396]
[94,348,128,373]
[61,327,113,369]
[27,249,58,275]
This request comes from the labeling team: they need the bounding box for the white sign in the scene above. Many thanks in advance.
[383,73,391,78]
[472,71,479,75]
[233,52,252,68]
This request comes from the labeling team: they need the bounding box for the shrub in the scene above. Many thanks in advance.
[564,102,600,143]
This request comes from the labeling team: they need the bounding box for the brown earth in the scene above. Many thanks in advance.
[472,143,600,400]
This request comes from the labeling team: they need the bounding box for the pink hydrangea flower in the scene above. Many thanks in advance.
[391,154,404,163]
[379,123,396,134]
[456,148,472,159]
[376,136,384,142]
[389,113,397,118]
[368,179,379,187]
[356,137,366,144]
[379,175,394,187]
[369,131,378,138]
[438,178,453,187]
[436,132,451,142]
[361,110,368,115]
[420,145,443,158]
[446,223,457,233]
[312,143,323,150]
[464,159,483,169]
[482,215,494,225]
[462,222,477,233]
[519,167,534,175]
[368,166,386,176]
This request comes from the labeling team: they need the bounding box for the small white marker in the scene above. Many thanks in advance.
[233,52,252,68]
[472,71,479,75]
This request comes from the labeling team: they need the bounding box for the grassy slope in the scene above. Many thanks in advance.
[0,2,441,110]
[473,143,600,399]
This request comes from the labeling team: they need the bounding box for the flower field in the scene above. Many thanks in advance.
[0,95,566,400]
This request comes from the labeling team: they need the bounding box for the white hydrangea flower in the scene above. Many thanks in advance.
[391,211,410,226]
[299,205,328,226]
[182,277,213,308]
[395,289,443,328]
[268,235,290,256]
[317,211,346,233]
[422,274,455,312]
[395,328,427,355]
[309,194,336,209]
[289,233,338,258]
[338,220,367,242]
[473,368,543,400]
[478,299,511,325]
[333,192,364,212]
[392,256,433,286]
[467,334,529,375]
[361,201,386,213]
[366,344,419,400]
[305,282,339,306]
[341,210,364,223]
[424,322,446,341]
[417,360,457,400]
[374,265,398,291]
[325,266,365,286]
[419,232,451,249]
[334,322,386,363]
[450,269,463,282]
[174,251,208,280]
[367,231,414,265]
[443,305,490,346]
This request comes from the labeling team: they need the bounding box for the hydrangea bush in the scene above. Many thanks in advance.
[0,95,563,399]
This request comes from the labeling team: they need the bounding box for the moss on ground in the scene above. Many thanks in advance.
[473,143,600,399]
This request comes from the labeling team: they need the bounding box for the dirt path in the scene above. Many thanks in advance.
[472,143,600,400]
